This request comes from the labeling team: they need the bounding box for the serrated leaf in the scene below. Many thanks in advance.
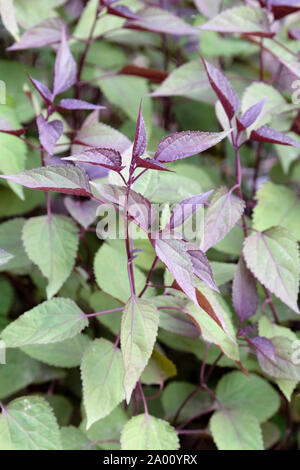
[1,298,88,347]
[37,115,63,156]
[81,338,125,429]
[253,182,300,240]
[201,187,245,252]
[22,334,90,368]
[0,396,62,450]
[58,99,104,111]
[120,414,179,450]
[121,297,159,402]
[243,227,300,313]
[210,410,264,450]
[0,165,92,197]
[22,215,79,299]
[154,130,231,163]
[250,126,300,147]
[133,102,147,160]
[201,6,273,37]
[53,27,76,96]
[64,197,98,230]
[63,148,123,171]
[0,218,31,272]
[216,371,280,422]
[8,17,64,50]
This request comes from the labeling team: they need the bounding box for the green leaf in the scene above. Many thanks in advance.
[151,60,215,104]
[201,6,272,37]
[120,414,179,450]
[0,249,13,267]
[211,261,236,286]
[61,426,95,450]
[1,298,88,347]
[275,132,300,173]
[22,215,79,299]
[81,338,125,429]
[0,396,62,450]
[22,334,91,368]
[210,410,264,450]
[121,297,159,402]
[0,218,31,272]
[162,381,214,423]
[253,182,300,240]
[243,226,300,313]
[141,349,177,385]
[94,241,146,303]
[216,371,280,422]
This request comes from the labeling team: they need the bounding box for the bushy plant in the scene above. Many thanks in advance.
[0,0,299,451]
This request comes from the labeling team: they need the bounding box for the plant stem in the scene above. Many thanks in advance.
[84,307,124,318]
[138,256,159,297]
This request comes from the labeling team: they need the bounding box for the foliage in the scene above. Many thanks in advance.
[0,0,299,451]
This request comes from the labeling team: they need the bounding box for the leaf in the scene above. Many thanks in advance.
[216,371,280,422]
[8,17,64,50]
[125,7,199,36]
[201,6,273,37]
[200,187,245,252]
[152,296,200,338]
[1,298,88,347]
[250,126,300,147]
[0,218,31,272]
[154,238,198,304]
[162,381,213,423]
[53,27,76,96]
[63,148,123,171]
[121,297,159,402]
[232,255,258,322]
[94,241,146,303]
[0,249,13,267]
[187,244,219,292]
[210,410,264,450]
[0,0,19,41]
[243,227,300,313]
[237,99,266,132]
[259,0,300,20]
[120,414,179,450]
[154,130,231,163]
[187,296,239,361]
[22,334,90,368]
[37,115,63,156]
[0,396,62,450]
[61,426,95,451]
[135,157,170,172]
[64,197,98,230]
[202,59,239,121]
[22,215,79,299]
[253,182,300,240]
[141,349,177,385]
[0,165,92,197]
[81,339,125,429]
[151,60,216,104]
[28,76,53,105]
[133,102,147,160]
[170,190,214,229]
[58,99,105,111]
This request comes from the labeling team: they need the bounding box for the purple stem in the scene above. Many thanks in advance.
[84,307,124,318]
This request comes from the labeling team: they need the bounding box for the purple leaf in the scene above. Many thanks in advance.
[237,99,266,132]
[232,256,258,323]
[64,197,99,229]
[53,27,77,97]
[0,165,92,197]
[107,4,139,20]
[250,126,300,147]
[125,7,199,36]
[186,243,219,292]
[259,0,300,19]
[91,183,156,231]
[154,238,198,305]
[58,99,105,111]
[251,336,276,362]
[170,190,214,229]
[28,75,53,105]
[37,115,63,155]
[135,156,171,172]
[202,59,239,121]
[132,102,147,160]
[62,148,123,171]
[7,17,65,50]
[154,130,232,163]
